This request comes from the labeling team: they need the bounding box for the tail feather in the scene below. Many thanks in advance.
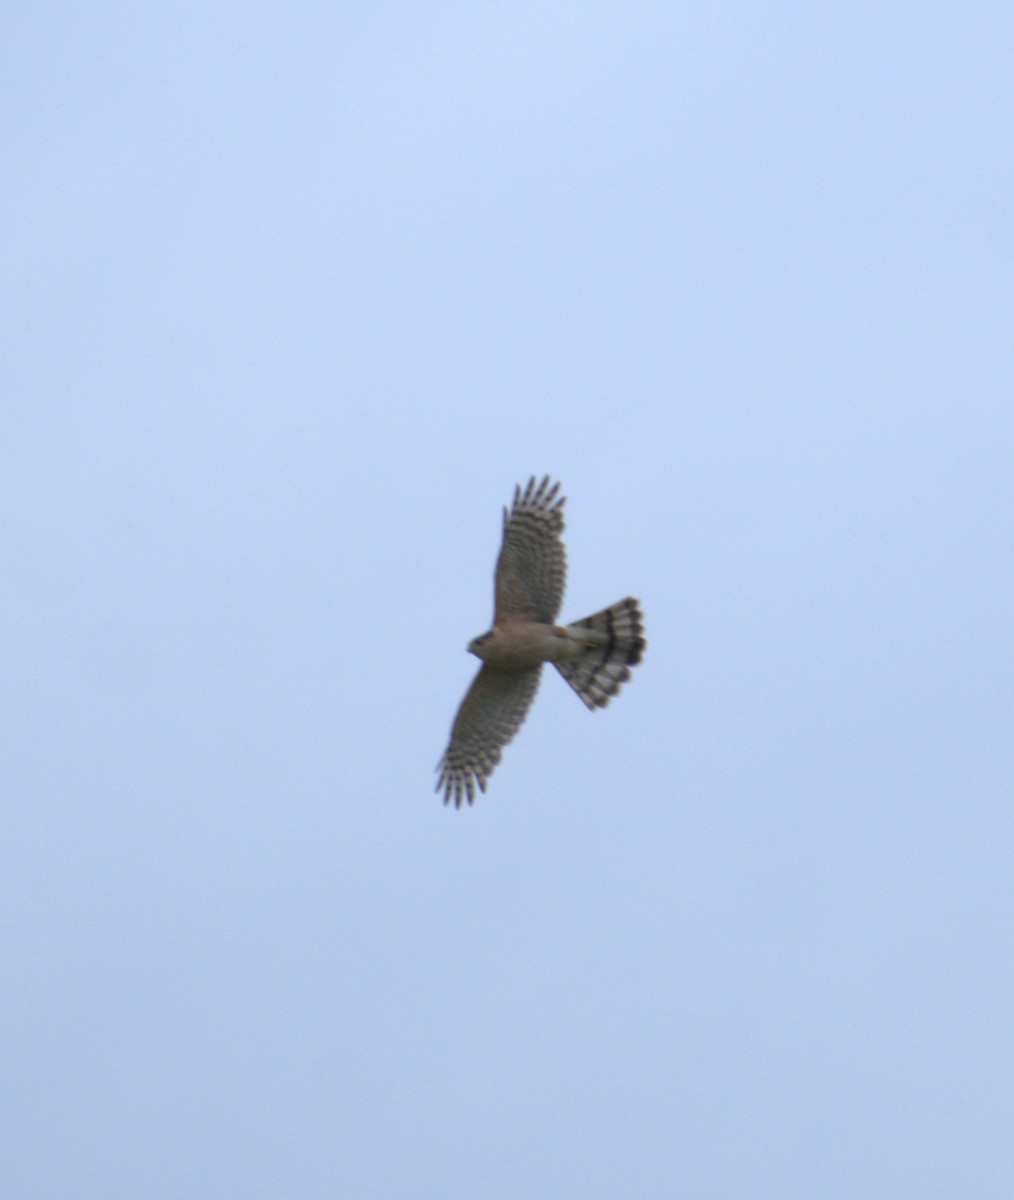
[555,597,645,710]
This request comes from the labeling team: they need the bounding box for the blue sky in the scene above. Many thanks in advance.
[4,4,1013,1196]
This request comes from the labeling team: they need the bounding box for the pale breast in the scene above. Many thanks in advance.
[474,622,567,669]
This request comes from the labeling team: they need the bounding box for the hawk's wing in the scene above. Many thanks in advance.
[436,664,543,807]
[493,475,566,623]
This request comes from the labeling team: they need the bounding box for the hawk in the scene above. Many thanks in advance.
[436,476,645,807]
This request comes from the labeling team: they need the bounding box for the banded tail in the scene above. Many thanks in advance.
[555,597,645,710]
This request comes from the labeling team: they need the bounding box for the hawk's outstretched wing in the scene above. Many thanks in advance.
[436,664,543,807]
[493,475,566,623]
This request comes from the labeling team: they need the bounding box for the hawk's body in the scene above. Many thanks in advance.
[470,622,579,669]
[437,476,645,807]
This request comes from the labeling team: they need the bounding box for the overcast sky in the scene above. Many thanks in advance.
[4,4,1013,1197]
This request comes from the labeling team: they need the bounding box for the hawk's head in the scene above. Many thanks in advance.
[467,631,493,658]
